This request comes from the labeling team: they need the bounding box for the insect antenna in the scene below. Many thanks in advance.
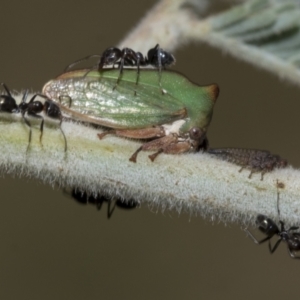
[276,180,281,217]
[82,64,99,79]
[58,117,67,153]
[64,54,101,72]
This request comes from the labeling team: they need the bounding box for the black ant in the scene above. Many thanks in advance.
[65,44,175,92]
[0,83,67,152]
[70,189,138,219]
[244,180,300,259]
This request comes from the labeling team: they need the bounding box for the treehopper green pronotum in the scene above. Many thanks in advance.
[42,69,219,162]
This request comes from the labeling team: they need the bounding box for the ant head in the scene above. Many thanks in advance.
[147,44,175,67]
[99,47,122,67]
[159,50,175,66]
[0,95,19,113]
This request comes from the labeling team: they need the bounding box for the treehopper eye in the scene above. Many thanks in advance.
[42,68,219,162]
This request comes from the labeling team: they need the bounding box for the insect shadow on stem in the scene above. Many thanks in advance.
[69,189,138,219]
[244,180,300,259]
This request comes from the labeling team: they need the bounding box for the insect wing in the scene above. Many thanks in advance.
[43,69,187,129]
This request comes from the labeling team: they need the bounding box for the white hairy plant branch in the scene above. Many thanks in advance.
[1,95,300,228]
[2,0,300,226]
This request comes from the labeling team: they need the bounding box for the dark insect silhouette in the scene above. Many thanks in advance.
[244,181,300,259]
[70,189,138,219]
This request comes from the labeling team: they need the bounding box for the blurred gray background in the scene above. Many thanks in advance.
[0,1,300,299]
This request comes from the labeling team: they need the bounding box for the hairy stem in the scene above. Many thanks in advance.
[1,94,299,227]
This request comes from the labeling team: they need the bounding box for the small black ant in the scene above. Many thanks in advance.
[0,83,67,152]
[65,44,175,91]
[244,180,300,259]
[70,189,138,219]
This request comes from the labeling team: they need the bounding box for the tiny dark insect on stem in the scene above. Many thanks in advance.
[244,180,300,259]
[207,148,288,180]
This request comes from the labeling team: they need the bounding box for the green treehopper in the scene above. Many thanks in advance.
[42,69,219,162]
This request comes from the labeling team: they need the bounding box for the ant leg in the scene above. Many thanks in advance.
[96,199,104,211]
[113,57,125,91]
[268,238,282,253]
[0,83,12,96]
[58,118,67,152]
[83,64,98,78]
[107,200,117,219]
[22,114,33,152]
[39,116,44,145]
[21,90,29,103]
[133,61,141,96]
[26,111,44,148]
[155,45,166,95]
[64,54,101,72]
[135,61,141,85]
[288,249,300,259]
[152,45,162,86]
[21,114,44,152]
[244,228,272,244]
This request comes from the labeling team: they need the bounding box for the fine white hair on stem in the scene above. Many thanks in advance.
[0,93,299,228]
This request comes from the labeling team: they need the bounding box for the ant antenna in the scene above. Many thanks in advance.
[64,54,101,72]
[276,180,285,218]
